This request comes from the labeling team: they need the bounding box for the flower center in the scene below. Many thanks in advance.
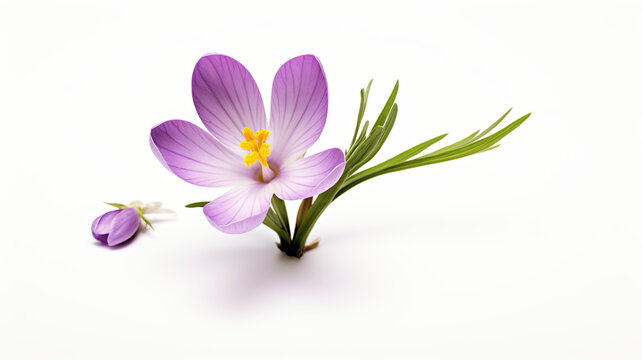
[240,127,271,167]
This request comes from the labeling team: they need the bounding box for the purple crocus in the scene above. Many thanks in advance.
[150,54,346,234]
[91,208,140,246]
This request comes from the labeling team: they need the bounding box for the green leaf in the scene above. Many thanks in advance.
[344,132,448,187]
[350,80,373,148]
[378,103,398,147]
[263,208,291,246]
[423,130,480,157]
[414,113,530,162]
[185,201,209,208]
[371,80,399,131]
[271,195,291,236]
[351,103,398,170]
[472,108,512,141]
[346,125,385,174]
[422,108,513,158]
[105,202,128,209]
[295,197,313,229]
[347,120,370,159]
[480,144,501,153]
[139,213,154,230]
[348,81,399,157]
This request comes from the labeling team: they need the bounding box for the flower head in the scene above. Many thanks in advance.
[150,54,346,234]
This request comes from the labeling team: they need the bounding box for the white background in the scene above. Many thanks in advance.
[1,0,641,358]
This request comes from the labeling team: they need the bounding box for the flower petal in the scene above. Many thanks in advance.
[192,54,267,149]
[106,208,140,246]
[150,120,256,187]
[273,148,345,200]
[91,209,121,243]
[203,183,273,234]
[141,201,162,213]
[269,55,328,166]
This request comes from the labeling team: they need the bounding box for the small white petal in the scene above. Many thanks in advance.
[141,201,162,213]
[129,200,143,208]
[150,208,176,215]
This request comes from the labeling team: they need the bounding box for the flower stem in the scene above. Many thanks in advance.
[288,172,349,257]
[295,197,312,229]
[264,208,291,247]
[270,196,290,236]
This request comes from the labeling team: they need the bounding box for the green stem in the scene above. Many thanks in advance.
[295,197,313,229]
[270,196,291,236]
[263,208,291,247]
[289,172,349,257]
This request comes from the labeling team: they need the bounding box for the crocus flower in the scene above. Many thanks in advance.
[150,54,346,234]
[91,201,173,246]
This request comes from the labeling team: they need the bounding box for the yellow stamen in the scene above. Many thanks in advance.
[240,127,271,167]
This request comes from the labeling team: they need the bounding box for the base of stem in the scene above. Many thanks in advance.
[276,238,320,258]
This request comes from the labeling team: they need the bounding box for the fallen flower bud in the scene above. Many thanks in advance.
[91,201,173,246]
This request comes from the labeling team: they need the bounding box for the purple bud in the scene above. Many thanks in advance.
[91,208,140,246]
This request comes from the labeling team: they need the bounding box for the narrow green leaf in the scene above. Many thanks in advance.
[271,195,291,236]
[472,108,512,141]
[371,80,399,132]
[480,144,501,153]
[105,202,128,209]
[415,113,530,162]
[185,201,209,208]
[350,103,398,171]
[350,79,373,148]
[295,197,313,229]
[360,79,374,122]
[350,89,366,148]
[139,214,154,230]
[423,130,480,157]
[422,108,513,158]
[263,209,290,245]
[347,120,370,159]
[347,125,385,174]
[344,133,448,186]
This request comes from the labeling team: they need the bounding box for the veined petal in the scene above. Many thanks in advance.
[193,54,267,149]
[273,148,345,200]
[203,183,273,234]
[150,120,256,187]
[269,55,328,166]
[106,208,140,246]
[91,209,121,243]
[91,208,140,246]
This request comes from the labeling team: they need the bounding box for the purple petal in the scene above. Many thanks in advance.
[91,208,140,246]
[150,120,257,187]
[269,55,328,166]
[203,183,273,234]
[272,148,345,200]
[192,54,267,149]
[106,208,140,246]
[91,209,121,243]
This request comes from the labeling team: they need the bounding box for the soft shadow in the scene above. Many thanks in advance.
[181,236,360,310]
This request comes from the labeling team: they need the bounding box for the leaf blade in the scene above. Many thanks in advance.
[185,201,209,208]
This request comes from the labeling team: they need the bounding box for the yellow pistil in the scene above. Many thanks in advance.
[240,127,271,167]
